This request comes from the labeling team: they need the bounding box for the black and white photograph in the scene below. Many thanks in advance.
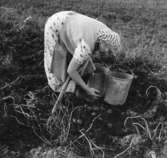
[0,0,167,157]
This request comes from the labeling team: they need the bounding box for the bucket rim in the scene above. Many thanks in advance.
[109,71,134,80]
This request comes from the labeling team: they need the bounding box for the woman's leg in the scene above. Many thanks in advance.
[44,14,67,92]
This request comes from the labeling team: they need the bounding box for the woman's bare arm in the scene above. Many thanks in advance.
[67,57,89,92]
[67,57,100,97]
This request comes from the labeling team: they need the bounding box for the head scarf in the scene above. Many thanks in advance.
[97,28,121,51]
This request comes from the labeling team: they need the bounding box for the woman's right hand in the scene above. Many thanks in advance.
[86,87,101,98]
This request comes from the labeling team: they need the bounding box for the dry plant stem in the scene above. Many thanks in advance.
[1,96,15,102]
[69,115,105,158]
[10,115,27,126]
[65,106,83,142]
[80,131,95,157]
[3,102,29,126]
[60,109,70,143]
[17,105,32,118]
[124,115,142,128]
[52,76,71,114]
[133,120,152,140]
[3,103,7,117]
[15,109,32,118]
[141,117,152,140]
[32,127,52,145]
[0,76,22,90]
[153,121,163,139]
[1,75,42,91]
[86,114,101,133]
[80,131,105,158]
[18,103,35,108]
[124,115,154,140]
[19,16,32,30]
[133,122,145,131]
[71,115,101,145]
[90,140,105,158]
[127,116,164,142]
[12,102,53,145]
[133,121,152,139]
[114,139,133,158]
[158,123,164,142]
[132,123,141,135]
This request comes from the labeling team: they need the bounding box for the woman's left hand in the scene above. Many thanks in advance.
[86,87,101,98]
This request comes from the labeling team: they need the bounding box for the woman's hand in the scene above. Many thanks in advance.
[86,87,101,98]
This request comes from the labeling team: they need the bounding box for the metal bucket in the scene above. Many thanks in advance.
[87,72,105,96]
[104,71,134,105]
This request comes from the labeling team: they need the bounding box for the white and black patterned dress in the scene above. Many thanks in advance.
[44,11,121,92]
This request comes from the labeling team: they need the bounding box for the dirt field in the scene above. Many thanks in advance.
[0,0,167,158]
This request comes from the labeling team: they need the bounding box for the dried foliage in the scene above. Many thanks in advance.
[1,1,167,158]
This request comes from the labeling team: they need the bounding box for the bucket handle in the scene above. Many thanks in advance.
[125,69,137,79]
[115,68,138,79]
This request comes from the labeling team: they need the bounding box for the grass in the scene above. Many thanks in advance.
[1,0,167,71]
[1,0,167,158]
